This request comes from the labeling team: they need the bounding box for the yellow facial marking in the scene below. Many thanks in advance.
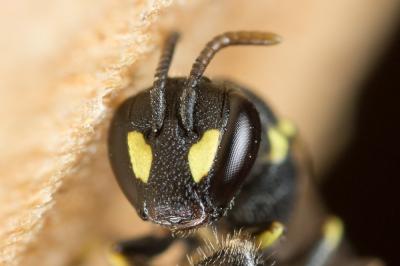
[257,221,285,250]
[188,129,221,183]
[127,131,152,183]
[322,216,344,248]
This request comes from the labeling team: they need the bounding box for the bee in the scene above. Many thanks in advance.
[107,31,351,266]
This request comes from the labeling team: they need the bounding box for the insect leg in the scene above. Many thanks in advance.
[108,234,202,266]
[304,216,344,266]
[107,235,174,266]
[256,221,285,250]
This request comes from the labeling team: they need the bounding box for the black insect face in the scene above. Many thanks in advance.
[108,31,279,231]
[108,78,261,230]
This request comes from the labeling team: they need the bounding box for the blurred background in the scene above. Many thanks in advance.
[323,23,400,266]
[0,0,399,265]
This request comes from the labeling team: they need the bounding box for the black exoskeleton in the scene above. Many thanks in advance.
[107,32,344,266]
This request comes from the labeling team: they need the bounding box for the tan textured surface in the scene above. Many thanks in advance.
[0,0,398,265]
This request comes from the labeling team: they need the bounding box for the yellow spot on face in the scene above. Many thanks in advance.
[188,129,221,183]
[257,221,285,250]
[107,249,130,266]
[127,131,152,183]
[323,216,344,248]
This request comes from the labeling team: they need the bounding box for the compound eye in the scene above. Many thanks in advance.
[209,91,261,208]
[127,131,153,183]
[188,129,221,183]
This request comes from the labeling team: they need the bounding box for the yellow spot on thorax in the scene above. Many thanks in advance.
[267,119,296,163]
[278,119,297,138]
[322,216,344,248]
[127,131,152,183]
[257,221,285,250]
[188,129,221,183]
[268,127,289,163]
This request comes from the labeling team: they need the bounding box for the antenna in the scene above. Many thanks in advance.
[150,32,180,132]
[179,31,281,132]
